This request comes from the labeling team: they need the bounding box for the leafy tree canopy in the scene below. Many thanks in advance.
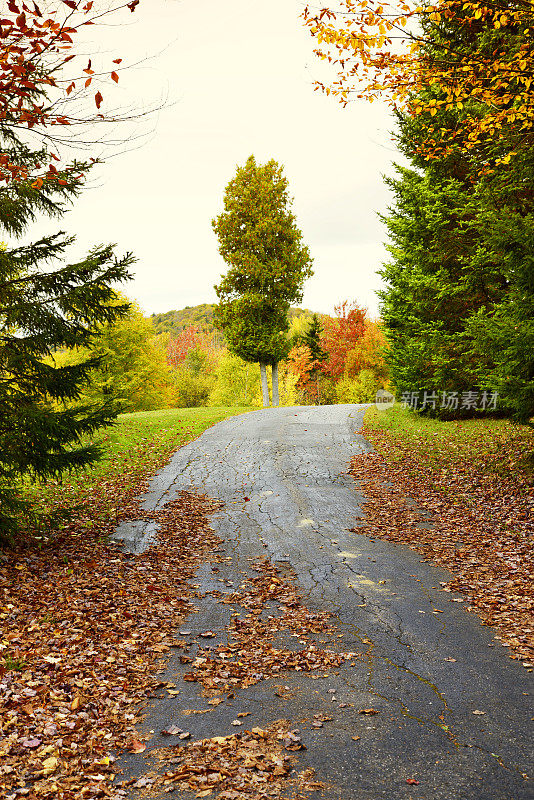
[213,155,313,368]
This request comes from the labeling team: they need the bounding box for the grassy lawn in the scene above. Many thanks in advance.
[23,406,251,535]
[364,405,534,485]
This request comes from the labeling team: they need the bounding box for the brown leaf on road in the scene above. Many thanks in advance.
[128,739,146,753]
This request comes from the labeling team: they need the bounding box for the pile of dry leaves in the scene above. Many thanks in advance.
[138,722,324,799]
[0,491,221,800]
[352,423,533,666]
[181,560,348,694]
[1,488,345,799]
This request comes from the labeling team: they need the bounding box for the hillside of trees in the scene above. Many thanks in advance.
[150,304,315,337]
[63,299,389,412]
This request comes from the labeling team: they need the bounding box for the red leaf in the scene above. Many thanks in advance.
[110,71,119,83]
[128,739,146,753]
[127,0,139,10]
[406,779,420,785]
[94,90,103,108]
[8,2,20,13]
[85,77,92,88]
[113,58,122,64]
[63,1,78,9]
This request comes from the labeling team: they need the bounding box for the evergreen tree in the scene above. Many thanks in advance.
[302,314,326,364]
[379,164,506,407]
[212,156,313,407]
[379,8,534,420]
[0,150,134,541]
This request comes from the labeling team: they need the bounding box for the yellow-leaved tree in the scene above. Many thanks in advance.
[304,0,534,165]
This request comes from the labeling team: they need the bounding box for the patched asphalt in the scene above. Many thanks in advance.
[114,404,533,799]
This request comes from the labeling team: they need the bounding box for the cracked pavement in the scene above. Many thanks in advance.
[114,404,533,799]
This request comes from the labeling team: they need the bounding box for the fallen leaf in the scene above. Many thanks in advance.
[22,738,41,749]
[70,695,82,711]
[128,739,146,753]
[42,756,58,776]
[161,725,183,735]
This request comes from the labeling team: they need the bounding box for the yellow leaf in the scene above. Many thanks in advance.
[42,757,58,776]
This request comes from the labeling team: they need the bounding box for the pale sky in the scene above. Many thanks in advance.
[30,0,403,318]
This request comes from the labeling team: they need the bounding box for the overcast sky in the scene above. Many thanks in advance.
[33,0,403,318]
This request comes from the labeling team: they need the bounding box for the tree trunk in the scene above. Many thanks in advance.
[271,361,280,407]
[259,362,270,407]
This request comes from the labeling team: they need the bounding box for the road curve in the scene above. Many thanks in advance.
[116,405,533,799]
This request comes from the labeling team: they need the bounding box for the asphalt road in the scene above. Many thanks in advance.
[115,405,533,799]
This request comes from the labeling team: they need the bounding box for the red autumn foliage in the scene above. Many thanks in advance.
[0,0,140,186]
[321,301,367,379]
[166,325,219,369]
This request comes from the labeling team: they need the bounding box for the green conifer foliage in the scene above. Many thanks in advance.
[379,9,534,421]
[0,150,133,540]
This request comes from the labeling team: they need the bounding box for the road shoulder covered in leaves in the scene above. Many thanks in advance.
[1,498,339,799]
[352,410,533,665]
[1,490,223,799]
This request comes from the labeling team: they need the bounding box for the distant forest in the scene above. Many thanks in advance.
[150,304,315,337]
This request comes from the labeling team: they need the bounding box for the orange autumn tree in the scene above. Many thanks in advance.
[345,318,388,381]
[287,343,321,401]
[321,301,367,379]
[303,1,534,164]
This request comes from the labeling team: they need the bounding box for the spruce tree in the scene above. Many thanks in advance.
[379,8,534,420]
[302,314,326,365]
[212,156,313,407]
[0,142,134,540]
